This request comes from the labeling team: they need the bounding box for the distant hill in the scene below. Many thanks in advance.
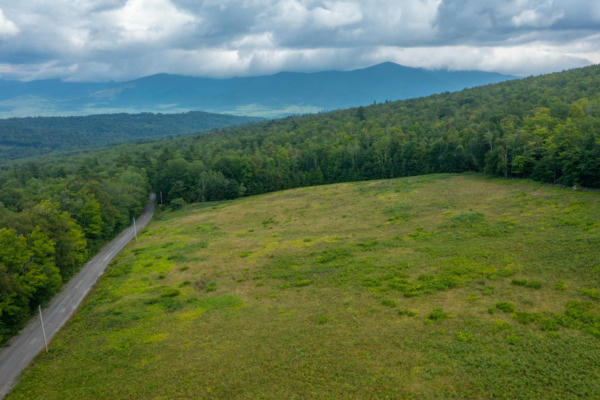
[0,111,261,160]
[0,63,515,118]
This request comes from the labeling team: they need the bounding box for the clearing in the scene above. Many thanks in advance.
[8,174,600,399]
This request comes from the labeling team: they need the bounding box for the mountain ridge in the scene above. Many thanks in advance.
[0,63,515,118]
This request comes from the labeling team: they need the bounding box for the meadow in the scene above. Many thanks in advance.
[8,174,600,399]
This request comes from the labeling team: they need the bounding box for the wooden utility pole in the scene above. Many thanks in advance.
[39,305,48,352]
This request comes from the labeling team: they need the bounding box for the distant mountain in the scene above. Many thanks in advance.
[0,111,261,160]
[0,63,515,118]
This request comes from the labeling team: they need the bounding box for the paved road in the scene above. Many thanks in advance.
[0,194,155,399]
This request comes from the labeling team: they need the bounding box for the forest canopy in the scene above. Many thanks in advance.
[0,111,261,160]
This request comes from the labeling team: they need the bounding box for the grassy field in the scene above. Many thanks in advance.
[8,174,600,399]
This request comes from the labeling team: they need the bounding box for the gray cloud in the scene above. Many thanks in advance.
[435,0,600,44]
[0,0,598,81]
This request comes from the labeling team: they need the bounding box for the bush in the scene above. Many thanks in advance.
[514,311,538,324]
[381,299,397,308]
[580,288,600,300]
[161,288,181,298]
[427,308,449,322]
[496,302,515,313]
[205,281,217,292]
[398,309,418,317]
[539,317,560,331]
[170,198,186,210]
[511,279,542,289]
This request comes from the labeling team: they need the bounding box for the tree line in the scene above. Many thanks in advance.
[0,160,149,343]
[152,64,600,204]
[1,63,599,344]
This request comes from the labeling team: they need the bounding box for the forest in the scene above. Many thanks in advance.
[151,63,600,202]
[0,111,260,160]
[0,63,599,344]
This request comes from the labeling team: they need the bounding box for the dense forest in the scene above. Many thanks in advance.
[0,111,260,160]
[0,158,149,343]
[0,64,599,344]
[150,63,600,203]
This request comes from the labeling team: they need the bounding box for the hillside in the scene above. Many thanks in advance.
[147,63,600,208]
[0,64,597,348]
[8,174,600,399]
[0,111,261,160]
[0,63,514,118]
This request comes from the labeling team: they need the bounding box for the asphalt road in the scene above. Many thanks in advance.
[0,194,155,399]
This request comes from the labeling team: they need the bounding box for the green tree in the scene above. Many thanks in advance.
[29,201,87,280]
[0,228,31,341]
[22,227,61,306]
[79,195,104,239]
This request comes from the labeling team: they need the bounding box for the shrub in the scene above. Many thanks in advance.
[539,317,560,331]
[514,311,538,324]
[161,288,180,298]
[316,248,352,264]
[526,281,542,289]
[511,279,542,289]
[506,335,522,345]
[580,288,600,300]
[381,299,397,308]
[398,309,418,317]
[281,279,311,288]
[144,296,184,312]
[427,308,449,322]
[205,281,217,292]
[170,198,186,210]
[456,331,474,343]
[496,302,515,313]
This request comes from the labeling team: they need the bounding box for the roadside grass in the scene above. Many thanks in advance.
[8,174,600,399]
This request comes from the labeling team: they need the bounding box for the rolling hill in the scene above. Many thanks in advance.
[0,64,597,366]
[0,111,261,160]
[0,63,514,118]
[7,174,599,399]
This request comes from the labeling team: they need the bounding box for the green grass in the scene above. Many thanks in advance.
[8,174,600,399]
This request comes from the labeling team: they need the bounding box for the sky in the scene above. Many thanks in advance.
[0,0,599,81]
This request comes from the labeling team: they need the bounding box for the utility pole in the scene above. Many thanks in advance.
[160,191,163,205]
[39,305,48,352]
[133,216,138,241]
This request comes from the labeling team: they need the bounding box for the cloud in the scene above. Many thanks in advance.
[101,0,197,44]
[0,9,18,37]
[369,42,597,76]
[434,0,600,44]
[511,8,564,28]
[311,2,363,29]
[0,0,598,81]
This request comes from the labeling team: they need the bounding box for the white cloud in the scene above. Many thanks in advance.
[367,41,597,76]
[511,7,564,28]
[0,0,598,81]
[0,9,18,37]
[102,0,197,43]
[311,2,362,29]
[231,32,275,50]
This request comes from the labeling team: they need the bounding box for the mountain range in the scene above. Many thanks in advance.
[0,63,515,118]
